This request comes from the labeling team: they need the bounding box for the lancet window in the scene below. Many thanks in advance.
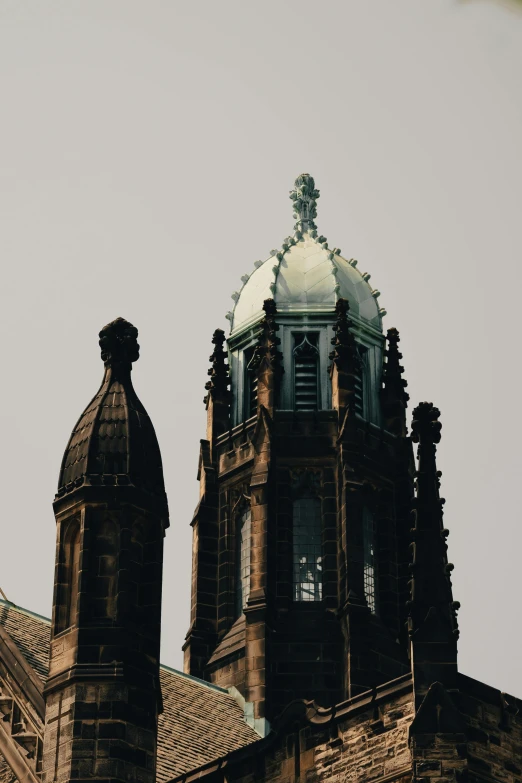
[67,524,81,628]
[293,333,319,411]
[362,507,377,613]
[91,518,118,620]
[55,517,81,633]
[292,471,323,602]
[236,506,252,616]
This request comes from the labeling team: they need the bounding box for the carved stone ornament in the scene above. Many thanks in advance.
[289,173,320,232]
[290,468,322,498]
[99,317,139,366]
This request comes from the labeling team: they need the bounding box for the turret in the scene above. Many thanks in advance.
[43,318,169,783]
[185,175,414,722]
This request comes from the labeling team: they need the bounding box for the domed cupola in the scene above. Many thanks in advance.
[225,174,386,425]
[57,317,166,503]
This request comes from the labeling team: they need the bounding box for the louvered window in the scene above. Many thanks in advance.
[236,507,252,616]
[354,344,367,416]
[244,349,258,419]
[293,334,319,411]
[363,507,378,613]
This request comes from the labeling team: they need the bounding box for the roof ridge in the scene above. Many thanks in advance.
[0,598,51,625]
[160,664,229,693]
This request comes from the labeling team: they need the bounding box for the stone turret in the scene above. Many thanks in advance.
[185,176,413,723]
[43,317,169,783]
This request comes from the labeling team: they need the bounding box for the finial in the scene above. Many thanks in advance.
[99,317,139,367]
[250,299,283,375]
[204,328,230,404]
[381,327,409,437]
[411,401,442,447]
[289,173,320,232]
[329,299,359,370]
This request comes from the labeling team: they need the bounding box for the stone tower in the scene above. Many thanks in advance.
[42,318,169,783]
[184,174,430,729]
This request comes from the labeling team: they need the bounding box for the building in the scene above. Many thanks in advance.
[0,175,520,783]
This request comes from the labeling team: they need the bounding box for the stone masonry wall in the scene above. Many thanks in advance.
[460,681,522,783]
[219,682,522,783]
[310,693,413,783]
[228,689,414,783]
[42,681,156,783]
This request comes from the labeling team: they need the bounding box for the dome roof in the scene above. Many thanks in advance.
[228,174,384,336]
[57,318,166,503]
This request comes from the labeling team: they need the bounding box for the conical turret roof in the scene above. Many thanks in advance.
[57,317,166,503]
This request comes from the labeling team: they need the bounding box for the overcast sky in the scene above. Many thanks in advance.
[1,0,521,697]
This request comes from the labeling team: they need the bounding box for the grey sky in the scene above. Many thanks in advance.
[1,0,521,696]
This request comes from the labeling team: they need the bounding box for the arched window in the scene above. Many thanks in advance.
[55,517,81,633]
[66,524,81,629]
[129,521,145,620]
[293,497,322,601]
[362,507,377,613]
[91,518,118,620]
[236,507,252,616]
[293,334,319,411]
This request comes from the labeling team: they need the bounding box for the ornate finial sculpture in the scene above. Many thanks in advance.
[289,173,320,232]
[204,329,230,405]
[99,317,139,366]
[381,327,409,436]
[408,402,460,709]
[251,299,283,373]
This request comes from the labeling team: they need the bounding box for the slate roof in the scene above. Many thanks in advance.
[0,600,260,782]
[0,601,50,682]
[58,371,166,499]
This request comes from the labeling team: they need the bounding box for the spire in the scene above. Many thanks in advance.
[381,327,409,437]
[250,299,283,412]
[329,299,359,370]
[408,402,459,709]
[204,328,230,441]
[204,329,230,404]
[289,173,320,233]
[251,299,283,373]
[329,298,361,421]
